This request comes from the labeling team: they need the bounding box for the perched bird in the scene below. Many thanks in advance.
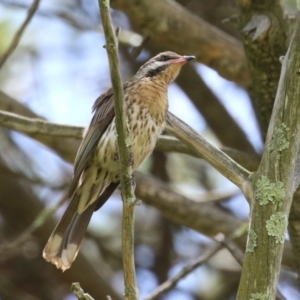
[43,51,195,271]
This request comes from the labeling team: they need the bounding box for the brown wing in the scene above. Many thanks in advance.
[68,88,115,197]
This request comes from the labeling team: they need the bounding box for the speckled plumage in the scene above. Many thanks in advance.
[43,51,195,271]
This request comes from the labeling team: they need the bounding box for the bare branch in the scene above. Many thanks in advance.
[0,109,260,171]
[98,1,138,299]
[0,0,40,69]
[166,112,251,192]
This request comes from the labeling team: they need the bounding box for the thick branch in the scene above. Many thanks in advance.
[98,1,138,299]
[237,13,300,300]
[237,0,287,133]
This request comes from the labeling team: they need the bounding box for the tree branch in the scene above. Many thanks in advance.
[0,109,84,137]
[237,13,300,300]
[166,112,251,192]
[98,1,138,299]
[0,109,260,171]
[156,135,260,171]
[0,0,40,69]
[236,0,287,133]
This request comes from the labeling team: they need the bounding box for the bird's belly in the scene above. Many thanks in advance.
[129,118,164,169]
[96,111,165,179]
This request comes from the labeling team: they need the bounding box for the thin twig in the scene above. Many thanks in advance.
[166,112,251,191]
[0,0,40,69]
[98,1,138,300]
[144,239,223,300]
[71,282,95,300]
[0,194,66,253]
[0,109,260,170]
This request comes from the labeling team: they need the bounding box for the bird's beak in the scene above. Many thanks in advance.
[183,55,195,61]
[169,55,195,64]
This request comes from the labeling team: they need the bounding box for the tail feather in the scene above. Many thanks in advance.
[43,195,97,271]
[43,182,120,271]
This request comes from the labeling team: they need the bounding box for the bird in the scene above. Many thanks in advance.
[43,51,195,271]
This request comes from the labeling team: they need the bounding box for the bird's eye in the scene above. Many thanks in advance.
[159,55,170,62]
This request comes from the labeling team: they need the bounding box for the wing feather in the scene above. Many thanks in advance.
[68,88,115,197]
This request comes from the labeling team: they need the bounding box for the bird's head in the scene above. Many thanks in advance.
[134,51,195,84]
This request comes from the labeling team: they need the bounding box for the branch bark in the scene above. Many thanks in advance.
[237,13,300,299]
[98,1,138,299]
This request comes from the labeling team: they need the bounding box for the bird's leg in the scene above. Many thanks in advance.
[130,174,142,205]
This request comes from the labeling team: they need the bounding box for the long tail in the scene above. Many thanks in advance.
[43,182,119,271]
